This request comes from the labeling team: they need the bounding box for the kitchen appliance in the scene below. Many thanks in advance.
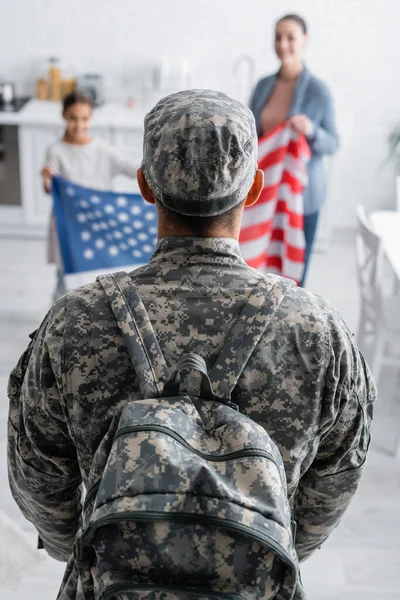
[77,73,105,106]
[0,125,21,206]
[0,80,15,104]
[0,97,31,206]
[0,96,30,113]
[0,96,31,112]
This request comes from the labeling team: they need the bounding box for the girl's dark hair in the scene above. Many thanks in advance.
[62,91,94,113]
[277,14,308,34]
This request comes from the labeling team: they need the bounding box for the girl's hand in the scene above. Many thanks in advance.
[41,166,53,193]
[288,115,313,137]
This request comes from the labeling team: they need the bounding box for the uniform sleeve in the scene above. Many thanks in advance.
[7,298,82,562]
[307,87,339,156]
[293,311,376,562]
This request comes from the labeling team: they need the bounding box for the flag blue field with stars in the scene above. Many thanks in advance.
[52,176,158,290]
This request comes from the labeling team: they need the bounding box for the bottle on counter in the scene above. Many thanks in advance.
[48,57,62,102]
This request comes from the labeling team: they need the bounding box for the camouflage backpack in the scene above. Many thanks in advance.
[74,271,299,600]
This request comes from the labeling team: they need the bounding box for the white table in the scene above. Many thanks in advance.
[370,210,400,281]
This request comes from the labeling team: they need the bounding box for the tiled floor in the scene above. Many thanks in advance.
[0,232,399,600]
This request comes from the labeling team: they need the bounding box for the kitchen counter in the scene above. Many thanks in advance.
[0,107,24,125]
[0,99,147,129]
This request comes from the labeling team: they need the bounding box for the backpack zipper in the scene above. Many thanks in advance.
[113,425,278,466]
[101,582,245,600]
[82,511,298,591]
[84,425,281,511]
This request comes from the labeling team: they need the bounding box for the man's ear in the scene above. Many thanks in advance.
[137,168,156,205]
[244,169,264,208]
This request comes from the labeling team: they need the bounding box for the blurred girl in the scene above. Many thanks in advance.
[41,91,137,299]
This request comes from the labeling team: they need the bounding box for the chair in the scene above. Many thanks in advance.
[356,205,400,457]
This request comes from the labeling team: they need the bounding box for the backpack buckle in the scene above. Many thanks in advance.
[73,531,94,569]
[73,532,84,565]
[227,401,239,411]
[291,519,297,544]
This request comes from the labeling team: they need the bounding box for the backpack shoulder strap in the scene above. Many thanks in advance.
[209,275,294,401]
[97,271,170,398]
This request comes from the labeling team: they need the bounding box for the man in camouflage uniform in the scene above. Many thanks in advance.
[8,89,375,599]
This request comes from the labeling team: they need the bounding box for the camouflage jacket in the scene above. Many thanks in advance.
[8,237,375,596]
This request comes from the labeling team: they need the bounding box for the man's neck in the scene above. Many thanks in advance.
[157,225,240,240]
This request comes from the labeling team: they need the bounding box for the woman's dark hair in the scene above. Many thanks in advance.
[277,14,308,34]
[62,91,94,113]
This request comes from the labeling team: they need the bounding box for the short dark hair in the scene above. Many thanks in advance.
[157,200,245,237]
[62,91,94,113]
[277,14,308,35]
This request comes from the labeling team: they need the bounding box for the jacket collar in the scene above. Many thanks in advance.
[268,65,311,116]
[153,236,242,259]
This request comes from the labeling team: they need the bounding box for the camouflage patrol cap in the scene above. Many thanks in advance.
[141,89,258,216]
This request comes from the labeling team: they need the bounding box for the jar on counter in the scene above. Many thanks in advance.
[61,65,77,99]
[36,78,48,100]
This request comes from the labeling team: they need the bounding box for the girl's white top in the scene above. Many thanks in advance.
[45,137,137,190]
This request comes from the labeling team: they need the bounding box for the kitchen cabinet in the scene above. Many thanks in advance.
[19,125,61,226]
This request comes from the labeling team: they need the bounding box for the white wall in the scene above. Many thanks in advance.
[1,0,400,227]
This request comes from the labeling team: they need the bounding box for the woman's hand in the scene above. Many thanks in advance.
[41,166,53,193]
[288,115,313,137]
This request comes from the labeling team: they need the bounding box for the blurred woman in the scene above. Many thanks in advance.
[250,13,339,285]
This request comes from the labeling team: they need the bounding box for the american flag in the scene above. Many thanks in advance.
[52,176,158,290]
[239,123,311,284]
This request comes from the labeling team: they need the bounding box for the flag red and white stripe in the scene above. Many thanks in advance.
[240,122,311,284]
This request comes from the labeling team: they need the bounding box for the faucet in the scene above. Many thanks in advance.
[232,55,256,104]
